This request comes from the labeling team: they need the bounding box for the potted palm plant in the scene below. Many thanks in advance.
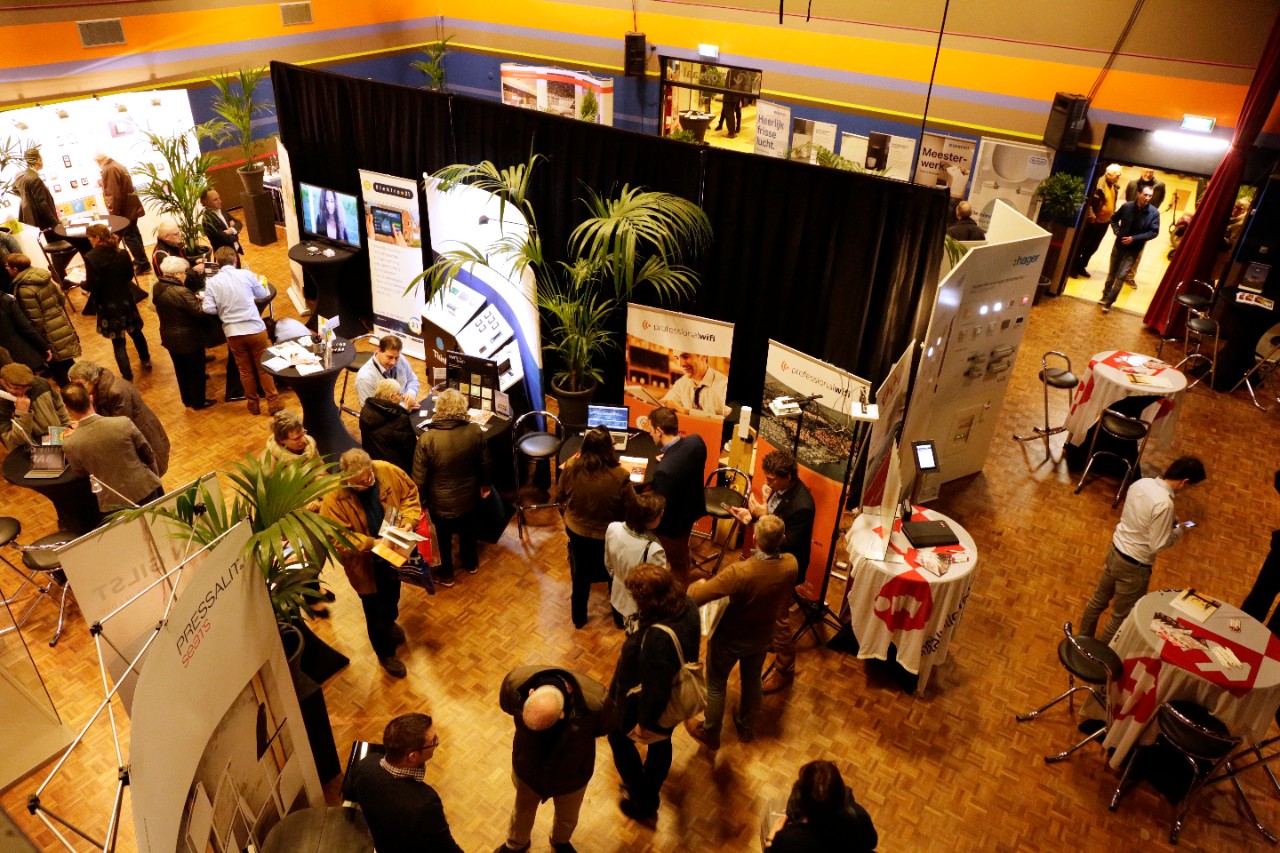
[1033,172,1087,298]
[133,127,216,260]
[410,37,453,91]
[407,153,711,426]
[208,67,276,195]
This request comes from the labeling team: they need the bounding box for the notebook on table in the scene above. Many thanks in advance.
[587,405,632,451]
[25,445,68,480]
[901,518,959,549]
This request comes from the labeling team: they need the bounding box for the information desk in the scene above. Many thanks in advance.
[287,242,358,335]
[1064,350,1187,451]
[2,446,102,534]
[261,806,373,853]
[260,337,357,461]
[1100,589,1280,769]
[844,507,978,694]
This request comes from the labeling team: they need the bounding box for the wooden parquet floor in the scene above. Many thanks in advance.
[3,231,1280,852]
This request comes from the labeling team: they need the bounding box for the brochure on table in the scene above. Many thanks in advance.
[423,176,540,404]
[131,522,323,853]
[0,90,197,267]
[753,340,869,600]
[754,101,792,158]
[625,304,734,531]
[900,200,1051,494]
[500,63,614,125]
[359,169,426,359]
[966,138,1053,231]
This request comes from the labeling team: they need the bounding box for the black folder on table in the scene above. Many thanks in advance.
[901,519,959,549]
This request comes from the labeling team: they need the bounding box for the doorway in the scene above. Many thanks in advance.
[659,57,762,153]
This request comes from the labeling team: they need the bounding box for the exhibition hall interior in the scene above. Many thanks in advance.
[3,1,1280,851]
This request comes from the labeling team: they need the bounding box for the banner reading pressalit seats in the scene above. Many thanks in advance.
[753,341,869,601]
[360,170,426,360]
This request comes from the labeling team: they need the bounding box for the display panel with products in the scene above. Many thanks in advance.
[298,182,361,251]
[445,350,501,412]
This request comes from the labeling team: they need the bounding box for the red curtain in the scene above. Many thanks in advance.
[1144,11,1280,334]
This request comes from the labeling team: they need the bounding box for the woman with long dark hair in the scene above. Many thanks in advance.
[83,223,150,380]
[553,426,635,627]
[607,564,700,823]
[314,189,349,244]
[764,760,878,852]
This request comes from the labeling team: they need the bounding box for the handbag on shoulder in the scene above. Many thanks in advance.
[649,622,707,728]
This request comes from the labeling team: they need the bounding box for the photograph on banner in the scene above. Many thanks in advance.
[360,170,426,359]
[967,137,1053,231]
[914,132,976,201]
[423,175,542,408]
[754,101,791,158]
[789,118,838,163]
[752,341,869,600]
[131,523,323,853]
[499,63,614,125]
[840,131,916,181]
[861,343,914,515]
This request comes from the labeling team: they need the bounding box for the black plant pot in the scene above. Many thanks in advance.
[551,379,596,433]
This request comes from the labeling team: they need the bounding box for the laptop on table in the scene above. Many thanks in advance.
[586,405,632,451]
[25,444,68,480]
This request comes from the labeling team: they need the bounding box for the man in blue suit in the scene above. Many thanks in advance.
[646,406,706,591]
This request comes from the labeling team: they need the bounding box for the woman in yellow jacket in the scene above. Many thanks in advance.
[317,449,421,678]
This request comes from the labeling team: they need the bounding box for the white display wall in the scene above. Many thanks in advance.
[0,90,197,267]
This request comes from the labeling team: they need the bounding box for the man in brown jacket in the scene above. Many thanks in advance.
[95,152,150,274]
[61,383,162,512]
[683,514,797,749]
[318,449,422,678]
[1071,163,1123,279]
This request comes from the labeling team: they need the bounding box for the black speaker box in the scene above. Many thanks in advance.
[1044,92,1090,151]
[625,32,647,77]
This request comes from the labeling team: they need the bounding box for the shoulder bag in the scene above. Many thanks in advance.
[650,622,706,728]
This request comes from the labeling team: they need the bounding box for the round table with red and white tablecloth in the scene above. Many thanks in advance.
[843,507,978,694]
[1064,350,1187,451]
[1100,588,1280,769]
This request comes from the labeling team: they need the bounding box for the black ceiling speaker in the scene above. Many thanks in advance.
[1044,92,1090,151]
[625,32,647,77]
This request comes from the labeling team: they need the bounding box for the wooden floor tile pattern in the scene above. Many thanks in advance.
[3,234,1280,851]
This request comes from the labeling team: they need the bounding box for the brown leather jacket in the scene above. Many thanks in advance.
[317,461,422,595]
[100,158,146,221]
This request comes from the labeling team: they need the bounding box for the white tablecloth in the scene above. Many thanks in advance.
[1064,350,1187,451]
[843,507,978,694]
[1101,589,1280,769]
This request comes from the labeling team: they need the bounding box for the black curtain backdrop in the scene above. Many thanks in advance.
[271,61,948,408]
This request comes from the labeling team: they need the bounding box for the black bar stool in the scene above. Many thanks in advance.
[693,466,751,576]
[1173,286,1221,390]
[1110,700,1241,845]
[1230,326,1280,411]
[37,231,82,310]
[1074,406,1152,507]
[1157,279,1214,358]
[512,411,564,539]
[19,531,76,647]
[1015,621,1122,763]
[1013,351,1078,463]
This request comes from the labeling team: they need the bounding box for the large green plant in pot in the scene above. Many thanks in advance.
[407,153,711,409]
[133,127,216,258]
[121,454,352,624]
[1034,172,1087,225]
[208,67,276,193]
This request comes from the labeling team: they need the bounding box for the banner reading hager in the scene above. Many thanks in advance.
[360,170,426,359]
[756,341,869,600]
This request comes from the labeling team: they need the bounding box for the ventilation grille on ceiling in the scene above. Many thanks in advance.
[77,19,126,48]
[281,2,313,26]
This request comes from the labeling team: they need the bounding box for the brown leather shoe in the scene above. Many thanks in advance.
[247,399,261,415]
[379,656,407,678]
[683,718,720,750]
[761,670,794,694]
[267,399,286,415]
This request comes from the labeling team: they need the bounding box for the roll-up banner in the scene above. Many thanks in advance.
[861,343,914,516]
[967,138,1053,230]
[754,341,870,600]
[840,132,916,181]
[499,63,614,125]
[359,170,426,359]
[914,133,977,200]
[131,522,323,853]
[624,304,734,531]
[754,101,791,158]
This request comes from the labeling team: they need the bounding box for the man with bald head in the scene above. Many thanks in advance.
[946,200,986,241]
[496,665,612,853]
[1072,163,1123,278]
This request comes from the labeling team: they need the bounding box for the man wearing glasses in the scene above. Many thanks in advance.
[350,712,462,853]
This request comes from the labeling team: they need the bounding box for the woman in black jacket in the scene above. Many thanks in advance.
[152,255,214,409]
[83,223,150,381]
[411,388,490,585]
[607,563,701,822]
[764,760,878,853]
[360,378,417,473]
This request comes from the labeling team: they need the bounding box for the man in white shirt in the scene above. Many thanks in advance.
[1078,456,1206,642]
[355,335,420,408]
[660,352,728,417]
[202,247,280,415]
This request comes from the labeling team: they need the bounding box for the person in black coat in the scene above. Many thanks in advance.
[764,760,878,853]
[153,256,215,409]
[360,378,417,473]
[646,406,707,590]
[348,713,463,853]
[0,291,50,373]
[83,224,150,381]
[1241,470,1280,636]
[608,564,701,823]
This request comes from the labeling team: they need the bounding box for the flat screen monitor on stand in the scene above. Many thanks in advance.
[899,440,959,548]
[298,182,362,252]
